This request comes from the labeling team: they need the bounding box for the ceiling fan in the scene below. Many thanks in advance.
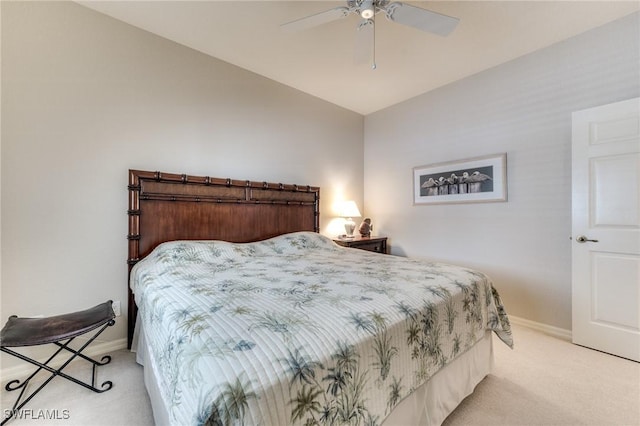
[280,0,459,68]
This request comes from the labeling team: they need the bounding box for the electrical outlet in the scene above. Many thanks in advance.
[112,300,121,317]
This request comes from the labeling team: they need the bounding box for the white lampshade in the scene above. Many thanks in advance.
[340,201,362,218]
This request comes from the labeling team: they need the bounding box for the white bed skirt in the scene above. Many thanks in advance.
[133,318,493,426]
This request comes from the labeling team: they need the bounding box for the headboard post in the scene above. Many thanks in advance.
[126,170,320,348]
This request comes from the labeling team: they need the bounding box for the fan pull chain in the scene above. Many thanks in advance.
[372,13,377,69]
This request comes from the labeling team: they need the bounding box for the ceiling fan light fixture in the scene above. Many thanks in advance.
[360,0,375,19]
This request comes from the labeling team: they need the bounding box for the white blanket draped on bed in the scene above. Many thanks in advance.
[130,232,513,426]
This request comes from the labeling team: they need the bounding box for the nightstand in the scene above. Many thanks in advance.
[333,235,388,254]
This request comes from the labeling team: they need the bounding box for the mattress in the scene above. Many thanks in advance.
[130,232,512,425]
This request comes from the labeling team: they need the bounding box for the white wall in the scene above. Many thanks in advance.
[0,2,363,369]
[364,12,640,331]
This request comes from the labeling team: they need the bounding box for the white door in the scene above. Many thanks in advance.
[572,97,640,362]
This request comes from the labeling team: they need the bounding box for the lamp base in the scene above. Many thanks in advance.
[344,218,356,237]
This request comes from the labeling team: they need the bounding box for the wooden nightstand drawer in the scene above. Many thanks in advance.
[333,236,388,254]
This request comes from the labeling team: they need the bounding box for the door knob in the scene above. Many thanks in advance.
[576,235,599,243]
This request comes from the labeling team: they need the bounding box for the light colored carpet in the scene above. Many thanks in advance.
[1,324,638,425]
[443,325,640,426]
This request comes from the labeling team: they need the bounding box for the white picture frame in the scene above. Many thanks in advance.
[413,153,507,205]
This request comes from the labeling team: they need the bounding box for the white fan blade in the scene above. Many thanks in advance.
[354,19,374,65]
[385,2,459,36]
[281,7,350,32]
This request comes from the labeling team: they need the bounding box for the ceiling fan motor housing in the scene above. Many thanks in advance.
[348,0,390,18]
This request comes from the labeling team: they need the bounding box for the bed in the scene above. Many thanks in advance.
[127,170,513,426]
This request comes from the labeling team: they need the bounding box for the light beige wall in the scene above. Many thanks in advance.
[364,12,640,331]
[0,1,363,368]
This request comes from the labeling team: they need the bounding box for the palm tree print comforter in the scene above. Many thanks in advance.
[130,232,513,426]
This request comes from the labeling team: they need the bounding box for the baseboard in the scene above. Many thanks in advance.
[0,338,128,386]
[509,315,572,341]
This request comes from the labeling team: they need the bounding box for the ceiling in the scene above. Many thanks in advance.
[78,1,639,115]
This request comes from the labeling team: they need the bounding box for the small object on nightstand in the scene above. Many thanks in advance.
[358,218,372,236]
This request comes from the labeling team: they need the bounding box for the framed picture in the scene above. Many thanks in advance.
[413,153,507,205]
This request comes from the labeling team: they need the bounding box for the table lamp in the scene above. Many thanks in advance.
[341,200,361,237]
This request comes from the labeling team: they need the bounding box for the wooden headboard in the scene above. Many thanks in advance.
[127,170,320,347]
